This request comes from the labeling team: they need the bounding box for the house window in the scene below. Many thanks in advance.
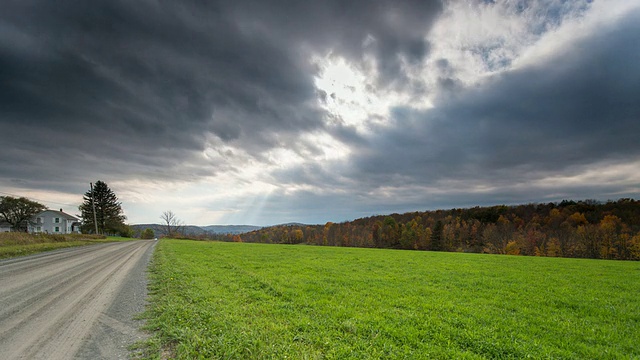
[55,226,60,232]
[36,226,41,232]
[55,218,60,223]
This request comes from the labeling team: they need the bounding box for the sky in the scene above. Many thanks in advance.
[1,0,639,226]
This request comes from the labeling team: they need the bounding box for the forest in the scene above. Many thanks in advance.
[219,199,640,260]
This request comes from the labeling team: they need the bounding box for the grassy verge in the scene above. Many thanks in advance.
[0,232,132,259]
[139,240,640,359]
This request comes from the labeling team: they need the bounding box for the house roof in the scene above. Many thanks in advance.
[35,209,80,221]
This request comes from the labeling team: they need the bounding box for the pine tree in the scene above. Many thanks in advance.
[431,220,444,251]
[79,181,126,234]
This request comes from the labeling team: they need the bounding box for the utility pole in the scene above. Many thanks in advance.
[90,182,99,235]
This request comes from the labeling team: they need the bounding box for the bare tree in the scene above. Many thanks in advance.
[160,210,184,238]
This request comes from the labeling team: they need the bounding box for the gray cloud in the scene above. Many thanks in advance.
[1,0,638,225]
[0,0,442,189]
[350,8,640,189]
[260,5,640,223]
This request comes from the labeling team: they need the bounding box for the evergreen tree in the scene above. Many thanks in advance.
[431,220,444,251]
[79,181,126,234]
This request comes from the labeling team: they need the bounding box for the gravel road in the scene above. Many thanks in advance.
[0,240,156,360]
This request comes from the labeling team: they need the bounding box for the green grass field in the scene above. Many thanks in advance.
[139,240,640,359]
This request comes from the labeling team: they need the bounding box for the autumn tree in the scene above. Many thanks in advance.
[442,221,456,251]
[505,240,521,255]
[599,215,621,259]
[380,216,400,248]
[372,221,382,247]
[293,229,304,244]
[79,181,127,235]
[574,224,598,258]
[323,222,334,246]
[523,225,545,256]
[630,233,640,260]
[465,219,482,252]
[566,212,588,227]
[0,196,47,232]
[546,237,562,257]
[400,219,420,249]
[482,224,500,254]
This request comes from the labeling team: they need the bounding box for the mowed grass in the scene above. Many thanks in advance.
[0,233,130,259]
[140,240,640,359]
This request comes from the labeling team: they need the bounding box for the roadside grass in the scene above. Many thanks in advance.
[0,232,131,259]
[105,235,142,242]
[139,240,640,359]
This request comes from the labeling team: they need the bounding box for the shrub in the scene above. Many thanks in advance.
[141,228,155,239]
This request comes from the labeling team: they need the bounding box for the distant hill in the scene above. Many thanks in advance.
[131,224,261,237]
[201,225,263,234]
[274,222,307,227]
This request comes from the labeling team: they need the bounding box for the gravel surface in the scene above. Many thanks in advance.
[0,240,156,360]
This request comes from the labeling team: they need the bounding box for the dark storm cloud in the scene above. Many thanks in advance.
[228,0,441,78]
[5,0,636,226]
[349,7,640,191]
[0,0,442,193]
[262,5,640,222]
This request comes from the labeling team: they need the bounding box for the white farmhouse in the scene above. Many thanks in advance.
[29,209,81,234]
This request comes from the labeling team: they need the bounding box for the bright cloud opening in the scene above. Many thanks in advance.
[313,55,383,131]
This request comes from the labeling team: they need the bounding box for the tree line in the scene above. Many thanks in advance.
[219,199,640,260]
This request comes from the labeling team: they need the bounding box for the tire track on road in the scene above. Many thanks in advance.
[0,240,155,360]
[0,243,139,328]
